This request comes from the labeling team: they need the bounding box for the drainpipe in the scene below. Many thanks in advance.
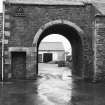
[93,18,97,82]
[2,2,5,81]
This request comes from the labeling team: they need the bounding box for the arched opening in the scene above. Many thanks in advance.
[33,20,84,77]
[38,34,72,75]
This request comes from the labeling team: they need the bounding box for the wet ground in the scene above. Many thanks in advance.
[0,63,105,105]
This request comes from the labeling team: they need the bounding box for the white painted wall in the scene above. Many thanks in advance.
[53,52,58,61]
[38,50,65,62]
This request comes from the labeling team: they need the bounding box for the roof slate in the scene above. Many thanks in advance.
[92,1,105,15]
[39,42,65,51]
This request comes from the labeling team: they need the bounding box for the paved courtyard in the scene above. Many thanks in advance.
[0,63,105,105]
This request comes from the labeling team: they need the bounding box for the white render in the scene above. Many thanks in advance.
[39,50,65,62]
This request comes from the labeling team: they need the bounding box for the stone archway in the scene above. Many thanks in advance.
[33,20,84,44]
[33,20,92,79]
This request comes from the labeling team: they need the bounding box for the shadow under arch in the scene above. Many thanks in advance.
[33,20,86,78]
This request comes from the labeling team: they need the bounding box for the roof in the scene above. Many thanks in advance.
[5,0,87,5]
[39,42,65,51]
[92,1,105,15]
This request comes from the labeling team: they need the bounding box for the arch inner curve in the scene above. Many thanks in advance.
[33,20,84,76]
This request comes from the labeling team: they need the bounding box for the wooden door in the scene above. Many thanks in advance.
[11,52,26,79]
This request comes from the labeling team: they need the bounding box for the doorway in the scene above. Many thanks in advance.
[11,52,26,79]
[43,53,53,63]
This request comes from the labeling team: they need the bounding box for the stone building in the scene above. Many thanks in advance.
[0,0,105,81]
[38,42,65,63]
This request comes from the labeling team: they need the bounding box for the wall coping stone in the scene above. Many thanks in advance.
[5,0,85,5]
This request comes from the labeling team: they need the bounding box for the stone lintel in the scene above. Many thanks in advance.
[8,47,36,52]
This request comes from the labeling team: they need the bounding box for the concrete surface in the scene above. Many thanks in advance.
[0,63,105,105]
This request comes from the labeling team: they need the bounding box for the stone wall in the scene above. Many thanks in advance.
[2,2,95,80]
[95,15,105,81]
[4,3,94,46]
